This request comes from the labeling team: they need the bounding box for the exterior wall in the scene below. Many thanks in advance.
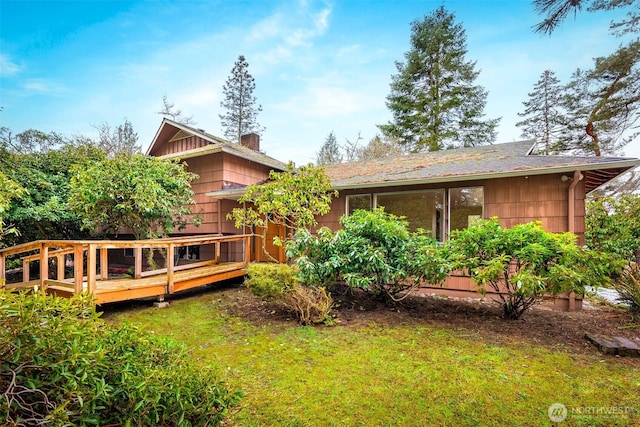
[179,154,224,234]
[315,173,587,311]
[154,135,209,156]
[319,173,586,242]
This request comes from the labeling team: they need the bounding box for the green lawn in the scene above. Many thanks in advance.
[104,286,640,427]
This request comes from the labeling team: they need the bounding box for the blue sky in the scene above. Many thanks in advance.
[1,0,638,164]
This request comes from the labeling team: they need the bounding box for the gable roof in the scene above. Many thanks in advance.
[324,140,640,193]
[146,118,286,170]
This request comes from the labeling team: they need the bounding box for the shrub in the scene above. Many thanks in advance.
[447,218,619,319]
[0,290,241,426]
[614,262,640,312]
[286,208,450,300]
[244,262,300,298]
[244,263,333,325]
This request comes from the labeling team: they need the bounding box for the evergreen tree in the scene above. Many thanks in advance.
[533,1,639,156]
[219,55,264,143]
[561,41,640,156]
[315,131,343,165]
[516,70,565,154]
[379,6,499,152]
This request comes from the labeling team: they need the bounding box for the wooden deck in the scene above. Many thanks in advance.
[0,234,251,304]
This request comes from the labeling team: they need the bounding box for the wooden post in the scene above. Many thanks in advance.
[74,244,84,293]
[215,241,221,264]
[87,244,97,295]
[245,235,251,266]
[57,254,64,280]
[23,259,29,283]
[167,243,175,294]
[134,247,142,279]
[39,243,49,290]
[100,248,108,280]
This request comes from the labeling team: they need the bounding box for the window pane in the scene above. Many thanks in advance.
[449,187,484,232]
[376,190,444,240]
[347,194,372,215]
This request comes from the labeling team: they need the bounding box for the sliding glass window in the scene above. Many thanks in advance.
[449,187,484,233]
[346,194,372,215]
[376,190,445,240]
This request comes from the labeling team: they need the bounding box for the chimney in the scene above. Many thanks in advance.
[240,133,260,151]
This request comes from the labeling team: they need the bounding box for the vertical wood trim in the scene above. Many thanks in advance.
[100,248,109,280]
[167,243,175,294]
[39,243,48,290]
[215,241,221,263]
[87,244,97,295]
[134,247,142,279]
[568,171,583,233]
[57,254,64,280]
[74,245,84,293]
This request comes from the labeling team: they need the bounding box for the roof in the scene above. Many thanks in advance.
[146,118,286,170]
[323,140,640,193]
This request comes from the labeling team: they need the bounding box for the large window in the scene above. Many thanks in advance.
[449,187,484,233]
[376,190,444,240]
[345,187,484,241]
[346,194,372,215]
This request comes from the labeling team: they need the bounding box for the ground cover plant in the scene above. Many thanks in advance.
[0,290,240,426]
[105,284,640,427]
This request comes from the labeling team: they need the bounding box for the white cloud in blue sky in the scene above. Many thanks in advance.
[1,0,638,164]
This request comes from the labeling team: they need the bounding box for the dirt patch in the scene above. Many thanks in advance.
[213,282,640,363]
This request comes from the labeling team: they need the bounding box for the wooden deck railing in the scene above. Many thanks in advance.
[0,234,251,303]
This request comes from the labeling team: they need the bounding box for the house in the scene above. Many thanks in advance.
[146,118,286,261]
[148,119,640,310]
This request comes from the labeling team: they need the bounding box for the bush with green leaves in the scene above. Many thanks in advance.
[286,208,450,300]
[244,262,300,298]
[244,263,332,324]
[447,218,621,319]
[613,262,640,312]
[586,194,640,263]
[0,290,241,426]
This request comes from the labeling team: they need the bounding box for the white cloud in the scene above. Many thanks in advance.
[0,53,21,76]
[21,78,68,94]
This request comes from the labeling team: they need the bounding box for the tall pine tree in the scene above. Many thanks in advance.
[219,55,264,143]
[516,70,565,154]
[379,6,499,152]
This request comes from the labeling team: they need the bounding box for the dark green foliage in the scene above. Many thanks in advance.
[613,262,640,312]
[286,208,450,300]
[447,218,620,319]
[0,129,106,245]
[68,153,198,240]
[379,6,499,152]
[0,290,241,426]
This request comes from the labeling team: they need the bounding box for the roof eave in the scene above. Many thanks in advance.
[330,159,640,191]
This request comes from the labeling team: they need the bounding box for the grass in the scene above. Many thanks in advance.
[104,286,640,427]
